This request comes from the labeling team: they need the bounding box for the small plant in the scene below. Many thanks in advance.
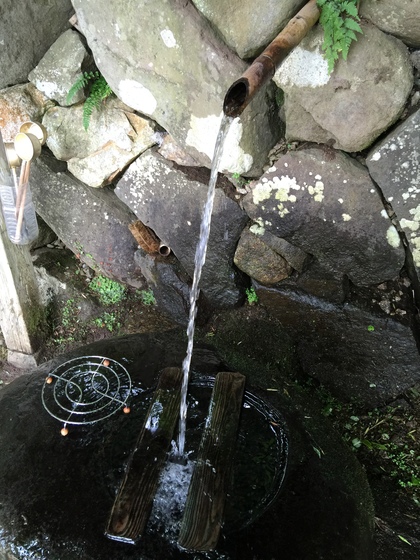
[231,172,251,188]
[66,70,113,130]
[138,289,156,306]
[315,382,420,504]
[245,287,258,305]
[61,299,75,328]
[89,275,126,306]
[51,298,80,345]
[94,312,120,332]
[317,0,362,73]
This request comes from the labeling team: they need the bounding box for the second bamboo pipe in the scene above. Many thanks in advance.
[223,0,320,118]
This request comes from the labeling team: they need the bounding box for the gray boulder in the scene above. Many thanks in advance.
[192,0,306,58]
[257,286,420,407]
[234,228,293,285]
[30,154,143,287]
[115,151,249,307]
[0,0,73,90]
[71,0,281,175]
[29,30,89,107]
[366,109,420,274]
[242,147,405,286]
[274,24,413,152]
[134,250,191,325]
[360,0,420,48]
[43,98,158,187]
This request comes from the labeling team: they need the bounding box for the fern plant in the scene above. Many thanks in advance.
[66,70,113,130]
[317,0,362,73]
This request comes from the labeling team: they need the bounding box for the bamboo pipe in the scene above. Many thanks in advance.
[128,220,171,257]
[223,0,320,118]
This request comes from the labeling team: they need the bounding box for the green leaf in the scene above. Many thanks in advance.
[345,18,362,33]
[66,74,89,104]
[398,535,412,546]
[317,0,362,72]
[342,1,358,18]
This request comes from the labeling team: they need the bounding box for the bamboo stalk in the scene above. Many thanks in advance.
[223,0,320,117]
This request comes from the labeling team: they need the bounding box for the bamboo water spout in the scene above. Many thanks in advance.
[223,0,320,118]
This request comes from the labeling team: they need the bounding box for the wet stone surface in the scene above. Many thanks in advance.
[0,331,374,560]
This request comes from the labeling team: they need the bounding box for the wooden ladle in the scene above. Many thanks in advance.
[19,121,47,146]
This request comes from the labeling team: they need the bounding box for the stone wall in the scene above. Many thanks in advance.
[1,0,420,406]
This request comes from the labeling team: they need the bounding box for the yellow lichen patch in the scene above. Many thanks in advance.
[252,175,300,217]
[386,225,401,248]
[250,219,265,235]
[307,180,324,202]
[411,236,420,267]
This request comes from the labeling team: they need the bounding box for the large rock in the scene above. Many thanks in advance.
[366,109,420,273]
[29,29,89,107]
[71,0,281,175]
[257,286,420,407]
[43,98,158,187]
[242,147,405,286]
[30,154,143,287]
[0,0,73,90]
[0,83,50,142]
[192,0,306,58]
[234,227,293,285]
[0,332,375,560]
[115,151,249,307]
[274,24,413,152]
[360,0,420,48]
[134,250,191,325]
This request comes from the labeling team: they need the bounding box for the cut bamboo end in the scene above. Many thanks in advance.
[105,367,183,544]
[128,220,161,254]
[178,371,246,551]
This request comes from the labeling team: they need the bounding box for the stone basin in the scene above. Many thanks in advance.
[0,331,374,560]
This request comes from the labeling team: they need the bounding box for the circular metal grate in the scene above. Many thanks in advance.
[42,356,132,434]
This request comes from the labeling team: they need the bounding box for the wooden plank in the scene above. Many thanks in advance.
[0,130,43,366]
[105,367,183,544]
[178,371,246,551]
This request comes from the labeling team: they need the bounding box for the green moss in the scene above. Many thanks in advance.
[89,275,126,306]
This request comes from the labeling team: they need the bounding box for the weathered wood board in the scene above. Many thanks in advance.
[178,371,246,551]
[105,367,183,544]
[0,130,43,366]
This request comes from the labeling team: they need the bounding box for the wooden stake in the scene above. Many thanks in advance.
[178,371,246,551]
[0,131,43,367]
[105,367,183,544]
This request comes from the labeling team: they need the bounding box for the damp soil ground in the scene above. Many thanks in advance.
[0,263,419,559]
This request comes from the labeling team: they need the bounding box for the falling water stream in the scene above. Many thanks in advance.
[177,114,233,457]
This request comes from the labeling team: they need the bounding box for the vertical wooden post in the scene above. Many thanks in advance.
[0,130,43,369]
[0,213,44,368]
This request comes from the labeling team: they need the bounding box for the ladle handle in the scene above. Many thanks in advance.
[14,161,31,242]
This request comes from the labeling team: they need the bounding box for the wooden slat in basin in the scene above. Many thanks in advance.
[105,367,183,544]
[178,371,246,551]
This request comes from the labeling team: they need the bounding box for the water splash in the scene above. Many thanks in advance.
[177,115,233,457]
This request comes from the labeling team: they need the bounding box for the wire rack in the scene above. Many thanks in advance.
[41,356,132,435]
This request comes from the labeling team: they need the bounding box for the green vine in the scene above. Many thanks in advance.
[317,0,362,73]
[66,70,113,130]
